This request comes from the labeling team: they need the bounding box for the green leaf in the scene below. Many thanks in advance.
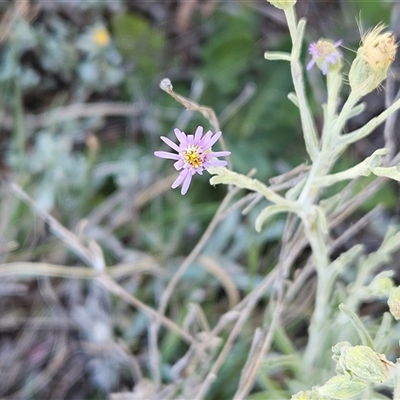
[111,13,165,79]
[339,304,375,349]
[255,204,294,232]
[199,12,255,94]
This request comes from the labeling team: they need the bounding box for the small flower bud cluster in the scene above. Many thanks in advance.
[369,275,400,320]
[349,24,397,97]
[370,274,395,296]
[332,342,389,383]
[296,342,393,399]
[291,342,393,399]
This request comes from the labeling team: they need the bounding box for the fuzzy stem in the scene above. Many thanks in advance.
[284,8,319,161]
[339,95,400,146]
[302,232,335,369]
[333,90,361,139]
[280,6,339,370]
[393,363,400,400]
[321,69,342,144]
[295,74,353,369]
[296,86,400,372]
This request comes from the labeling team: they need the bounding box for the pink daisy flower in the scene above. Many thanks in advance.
[307,39,343,75]
[154,126,230,195]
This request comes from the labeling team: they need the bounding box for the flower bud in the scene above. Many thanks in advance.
[266,0,296,10]
[332,342,353,375]
[318,375,366,399]
[307,39,342,75]
[332,341,352,361]
[370,274,394,297]
[388,286,400,320]
[349,24,397,97]
[340,345,388,383]
[290,390,328,400]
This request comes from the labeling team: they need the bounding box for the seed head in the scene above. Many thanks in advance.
[349,24,397,96]
[361,24,396,70]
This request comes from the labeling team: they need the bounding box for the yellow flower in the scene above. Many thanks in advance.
[92,26,110,47]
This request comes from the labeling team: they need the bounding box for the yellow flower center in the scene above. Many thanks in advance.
[316,40,336,58]
[184,147,203,168]
[93,28,110,47]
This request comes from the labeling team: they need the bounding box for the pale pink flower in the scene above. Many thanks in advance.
[307,39,343,75]
[154,126,230,195]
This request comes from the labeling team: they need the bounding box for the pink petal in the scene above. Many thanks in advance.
[206,159,228,167]
[326,55,336,63]
[195,167,204,174]
[174,159,184,170]
[308,43,318,55]
[207,150,230,157]
[204,131,222,148]
[306,59,316,71]
[160,136,180,152]
[322,61,328,75]
[171,170,187,189]
[154,151,180,160]
[187,135,194,146]
[200,130,213,148]
[334,39,343,47]
[181,171,194,195]
[194,126,203,142]
[174,128,188,146]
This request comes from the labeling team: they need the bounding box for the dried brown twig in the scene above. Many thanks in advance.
[7,182,197,346]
